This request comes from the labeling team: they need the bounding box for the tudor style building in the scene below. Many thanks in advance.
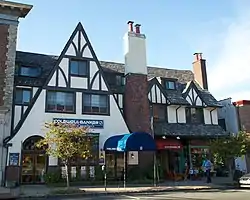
[0,2,227,184]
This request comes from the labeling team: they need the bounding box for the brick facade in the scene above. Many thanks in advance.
[124,74,151,134]
[0,24,9,107]
[235,101,250,172]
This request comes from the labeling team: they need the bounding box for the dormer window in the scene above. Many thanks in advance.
[19,66,41,77]
[116,75,125,86]
[165,80,176,90]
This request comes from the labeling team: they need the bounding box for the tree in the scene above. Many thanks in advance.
[36,122,93,188]
[210,131,250,177]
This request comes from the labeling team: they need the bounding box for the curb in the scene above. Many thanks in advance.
[18,185,236,199]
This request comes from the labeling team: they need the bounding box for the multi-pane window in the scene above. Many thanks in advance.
[82,94,109,114]
[15,88,32,105]
[186,107,204,124]
[165,81,176,90]
[46,91,75,113]
[70,60,88,77]
[19,66,41,77]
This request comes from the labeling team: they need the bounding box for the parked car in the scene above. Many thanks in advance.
[239,173,250,188]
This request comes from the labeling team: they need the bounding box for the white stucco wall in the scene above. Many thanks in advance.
[124,32,147,75]
[8,90,128,166]
[8,23,129,167]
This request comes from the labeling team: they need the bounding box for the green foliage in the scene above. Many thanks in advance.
[210,131,250,165]
[36,122,93,187]
[43,171,62,184]
[36,122,92,163]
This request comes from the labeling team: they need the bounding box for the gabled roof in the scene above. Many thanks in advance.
[183,80,222,107]
[15,51,57,86]
[148,78,189,105]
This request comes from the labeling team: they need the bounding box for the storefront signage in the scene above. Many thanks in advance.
[9,153,19,166]
[53,118,104,129]
[163,145,181,149]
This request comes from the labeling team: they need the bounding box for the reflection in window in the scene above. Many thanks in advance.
[20,66,41,77]
[46,91,75,113]
[22,136,46,151]
[15,88,31,105]
[83,94,109,114]
[70,60,88,76]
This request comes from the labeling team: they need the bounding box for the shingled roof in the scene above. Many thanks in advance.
[154,122,228,137]
[100,61,194,84]
[15,51,194,87]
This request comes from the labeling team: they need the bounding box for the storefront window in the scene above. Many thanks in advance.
[190,147,209,170]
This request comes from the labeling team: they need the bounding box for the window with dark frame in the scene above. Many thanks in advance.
[82,94,109,114]
[15,88,32,105]
[116,75,125,86]
[165,80,176,90]
[19,66,41,77]
[46,91,75,113]
[70,60,88,77]
[185,107,204,124]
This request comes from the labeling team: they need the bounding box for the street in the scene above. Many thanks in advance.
[49,188,250,200]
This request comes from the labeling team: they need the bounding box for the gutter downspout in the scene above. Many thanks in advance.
[176,106,181,123]
[210,108,216,125]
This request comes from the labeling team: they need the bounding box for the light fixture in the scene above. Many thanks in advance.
[162,136,166,139]
[176,136,180,140]
[131,153,135,159]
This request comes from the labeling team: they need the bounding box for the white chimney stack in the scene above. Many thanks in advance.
[123,21,147,75]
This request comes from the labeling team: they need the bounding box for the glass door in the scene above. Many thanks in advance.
[21,154,34,183]
[21,153,47,184]
[34,154,46,183]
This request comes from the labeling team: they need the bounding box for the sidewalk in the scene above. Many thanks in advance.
[0,177,235,199]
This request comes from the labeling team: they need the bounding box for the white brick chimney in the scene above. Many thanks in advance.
[123,21,147,75]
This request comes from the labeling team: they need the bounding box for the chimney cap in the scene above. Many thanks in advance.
[135,24,141,27]
[193,52,202,55]
[127,21,134,24]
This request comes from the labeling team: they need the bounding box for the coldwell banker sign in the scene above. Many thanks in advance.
[53,118,104,129]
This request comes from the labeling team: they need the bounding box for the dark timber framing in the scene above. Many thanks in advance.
[183,81,206,107]
[148,78,169,105]
[5,22,129,144]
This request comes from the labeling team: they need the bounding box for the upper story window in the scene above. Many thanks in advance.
[186,107,204,124]
[116,75,125,86]
[82,94,109,115]
[15,88,32,105]
[46,91,75,113]
[19,66,41,77]
[70,60,88,77]
[165,80,176,90]
[152,105,167,121]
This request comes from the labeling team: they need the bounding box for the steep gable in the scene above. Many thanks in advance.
[182,81,222,107]
[7,23,127,143]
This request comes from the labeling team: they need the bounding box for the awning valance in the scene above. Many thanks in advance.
[103,132,156,152]
[103,135,124,151]
[156,139,183,150]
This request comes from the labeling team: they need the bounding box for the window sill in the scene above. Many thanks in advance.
[82,112,110,116]
[45,110,76,114]
[70,74,88,78]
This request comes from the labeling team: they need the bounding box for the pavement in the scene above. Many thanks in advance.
[48,189,250,200]
[0,177,238,199]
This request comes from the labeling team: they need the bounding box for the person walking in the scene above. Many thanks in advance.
[202,156,212,183]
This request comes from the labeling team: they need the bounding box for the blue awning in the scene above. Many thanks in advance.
[103,135,124,151]
[103,132,156,152]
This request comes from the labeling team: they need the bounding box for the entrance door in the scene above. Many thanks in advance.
[21,153,46,184]
[21,135,47,184]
